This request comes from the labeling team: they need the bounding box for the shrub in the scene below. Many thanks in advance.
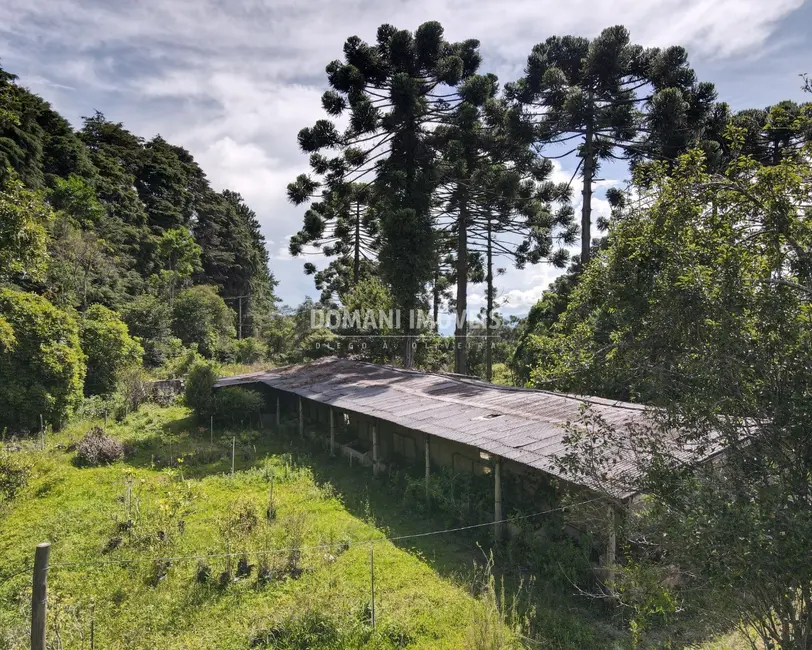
[160,343,203,379]
[121,294,174,367]
[80,304,143,396]
[214,387,264,425]
[75,426,124,466]
[0,289,86,432]
[235,337,267,364]
[115,365,152,416]
[185,360,219,417]
[0,452,30,502]
[172,285,235,358]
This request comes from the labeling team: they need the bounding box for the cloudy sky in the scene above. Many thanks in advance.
[1,0,810,317]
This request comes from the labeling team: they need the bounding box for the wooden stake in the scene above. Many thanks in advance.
[210,416,213,445]
[369,545,376,629]
[494,457,503,543]
[276,396,280,428]
[90,597,95,650]
[31,542,50,650]
[231,437,236,477]
[298,397,303,438]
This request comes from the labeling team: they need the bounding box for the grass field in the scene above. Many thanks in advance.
[0,404,752,649]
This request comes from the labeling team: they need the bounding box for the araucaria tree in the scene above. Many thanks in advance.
[508,25,717,265]
[288,21,484,366]
[289,183,380,303]
[433,91,576,375]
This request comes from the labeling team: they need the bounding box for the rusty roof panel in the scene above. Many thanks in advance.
[213,358,681,498]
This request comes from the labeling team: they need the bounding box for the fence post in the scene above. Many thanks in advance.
[231,437,236,477]
[210,416,213,445]
[369,545,376,629]
[31,542,51,650]
[298,397,303,438]
[90,597,95,650]
[605,503,617,593]
[276,396,280,428]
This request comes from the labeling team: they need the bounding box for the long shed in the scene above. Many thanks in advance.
[214,357,665,553]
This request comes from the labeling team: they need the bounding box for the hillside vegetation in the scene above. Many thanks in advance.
[0,405,533,650]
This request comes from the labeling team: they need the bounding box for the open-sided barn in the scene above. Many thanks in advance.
[214,357,664,566]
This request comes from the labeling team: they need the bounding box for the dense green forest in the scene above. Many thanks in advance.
[2,20,812,648]
[0,62,287,431]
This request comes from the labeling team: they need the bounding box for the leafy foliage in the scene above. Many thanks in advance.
[171,285,235,358]
[79,304,143,396]
[0,451,29,503]
[0,64,278,372]
[0,289,85,432]
[0,173,52,283]
[214,387,265,425]
[551,132,812,647]
[184,360,219,417]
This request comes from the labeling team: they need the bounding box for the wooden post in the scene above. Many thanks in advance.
[31,542,51,650]
[369,545,376,629]
[298,397,303,438]
[276,396,280,428]
[424,434,431,506]
[210,416,213,445]
[494,457,503,542]
[231,437,236,477]
[90,597,95,649]
[606,503,617,591]
[372,422,379,477]
[329,408,336,457]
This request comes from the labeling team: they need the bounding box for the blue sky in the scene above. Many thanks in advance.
[1,0,810,317]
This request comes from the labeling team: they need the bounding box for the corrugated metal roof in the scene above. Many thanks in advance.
[215,358,671,497]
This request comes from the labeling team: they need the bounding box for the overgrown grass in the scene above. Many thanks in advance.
[0,404,748,649]
[0,405,523,649]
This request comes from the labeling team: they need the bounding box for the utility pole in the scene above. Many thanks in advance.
[224,295,250,341]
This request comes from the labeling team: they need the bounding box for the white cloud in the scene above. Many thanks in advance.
[0,0,805,309]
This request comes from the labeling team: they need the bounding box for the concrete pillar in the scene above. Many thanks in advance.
[298,397,303,438]
[494,456,503,542]
[329,407,335,457]
[275,396,280,427]
[372,422,379,477]
[424,434,431,506]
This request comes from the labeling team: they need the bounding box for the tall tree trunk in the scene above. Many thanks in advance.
[454,199,468,375]
[581,97,595,266]
[486,216,494,383]
[432,267,440,333]
[353,200,361,285]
